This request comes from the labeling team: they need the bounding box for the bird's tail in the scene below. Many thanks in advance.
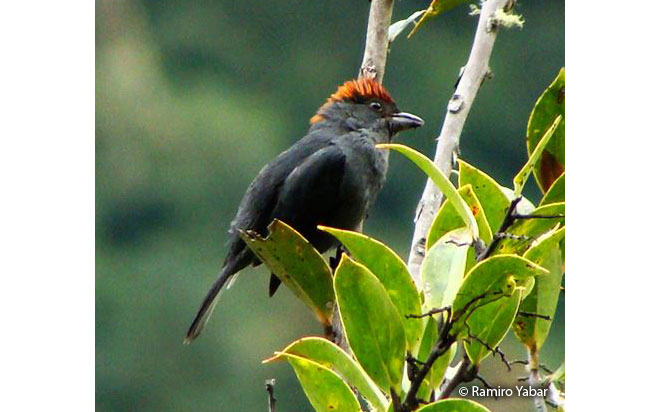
[184,264,235,344]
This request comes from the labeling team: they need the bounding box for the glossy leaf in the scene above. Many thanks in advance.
[334,255,406,392]
[265,337,387,412]
[378,144,479,239]
[427,184,493,248]
[513,227,565,350]
[527,68,565,193]
[416,398,492,412]
[494,202,565,256]
[464,289,521,366]
[451,255,548,336]
[458,160,511,234]
[514,115,562,197]
[408,0,473,38]
[319,226,422,352]
[422,228,472,311]
[284,353,361,412]
[239,219,334,325]
[540,172,565,206]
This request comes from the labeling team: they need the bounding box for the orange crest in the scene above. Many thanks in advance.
[310,78,395,124]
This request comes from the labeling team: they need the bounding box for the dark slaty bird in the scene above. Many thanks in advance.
[185,78,424,343]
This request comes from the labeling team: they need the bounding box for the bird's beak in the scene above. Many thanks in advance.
[388,112,425,134]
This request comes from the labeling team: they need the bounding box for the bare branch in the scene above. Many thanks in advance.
[518,311,552,321]
[390,388,403,412]
[475,374,498,399]
[407,0,512,283]
[545,381,565,409]
[513,213,565,220]
[265,379,276,412]
[439,357,474,400]
[528,350,548,412]
[511,359,554,374]
[476,197,522,260]
[405,306,451,319]
[359,0,395,83]
[463,321,511,371]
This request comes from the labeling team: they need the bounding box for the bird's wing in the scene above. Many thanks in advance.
[223,136,332,264]
[270,144,348,249]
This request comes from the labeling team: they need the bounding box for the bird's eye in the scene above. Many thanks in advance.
[369,102,382,112]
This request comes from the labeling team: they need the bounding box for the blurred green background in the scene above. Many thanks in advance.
[96,1,564,411]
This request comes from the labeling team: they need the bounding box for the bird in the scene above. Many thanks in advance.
[185,78,424,343]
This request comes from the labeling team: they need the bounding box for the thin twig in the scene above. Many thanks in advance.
[475,374,498,399]
[439,357,474,399]
[390,388,403,412]
[511,359,554,374]
[494,232,529,241]
[513,213,565,220]
[407,0,512,283]
[463,322,511,371]
[401,291,499,409]
[265,379,276,412]
[401,319,457,408]
[475,374,493,390]
[406,306,451,319]
[518,311,552,321]
[477,197,521,260]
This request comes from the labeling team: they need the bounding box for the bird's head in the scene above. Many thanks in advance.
[309,78,424,141]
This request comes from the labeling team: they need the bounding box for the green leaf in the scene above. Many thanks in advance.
[527,68,565,193]
[378,144,479,240]
[416,398,492,412]
[239,219,334,325]
[458,160,511,234]
[408,0,473,38]
[389,10,427,43]
[451,255,548,336]
[494,202,565,256]
[415,315,438,401]
[427,184,493,248]
[513,227,565,351]
[422,228,472,311]
[334,255,406,392]
[319,227,423,352]
[463,289,521,366]
[283,353,361,412]
[540,172,565,206]
[514,115,562,197]
[266,337,387,412]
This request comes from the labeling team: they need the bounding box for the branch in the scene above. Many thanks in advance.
[545,381,565,409]
[405,306,451,319]
[359,0,395,83]
[476,196,521,260]
[527,350,547,412]
[265,379,276,412]
[518,311,552,321]
[439,357,474,400]
[407,0,512,283]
